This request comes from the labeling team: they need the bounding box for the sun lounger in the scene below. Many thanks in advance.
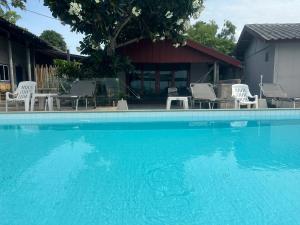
[168,87,179,97]
[261,83,300,108]
[56,80,97,111]
[190,83,231,109]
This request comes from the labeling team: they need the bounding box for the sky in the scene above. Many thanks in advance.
[15,0,300,55]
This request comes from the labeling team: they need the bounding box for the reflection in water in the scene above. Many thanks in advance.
[19,125,41,134]
[1,120,300,225]
[0,137,94,224]
[230,121,248,128]
[184,151,300,224]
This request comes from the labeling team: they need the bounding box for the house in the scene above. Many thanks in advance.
[118,39,241,102]
[235,23,300,97]
[0,17,81,91]
[1,17,241,104]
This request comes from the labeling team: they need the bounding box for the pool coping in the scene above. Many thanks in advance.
[1,109,300,125]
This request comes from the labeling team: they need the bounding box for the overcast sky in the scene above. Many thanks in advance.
[15,0,300,54]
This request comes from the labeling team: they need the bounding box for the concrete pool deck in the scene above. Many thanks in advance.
[1,101,300,113]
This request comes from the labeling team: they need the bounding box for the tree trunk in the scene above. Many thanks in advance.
[107,39,116,56]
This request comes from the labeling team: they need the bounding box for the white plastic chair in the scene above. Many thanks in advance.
[6,81,37,112]
[232,84,258,109]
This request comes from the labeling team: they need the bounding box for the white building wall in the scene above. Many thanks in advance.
[274,42,300,97]
[244,38,275,95]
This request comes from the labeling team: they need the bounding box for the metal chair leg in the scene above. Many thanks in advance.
[76,99,79,111]
[45,99,48,111]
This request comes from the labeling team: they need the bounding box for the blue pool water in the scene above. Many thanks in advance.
[1,117,300,225]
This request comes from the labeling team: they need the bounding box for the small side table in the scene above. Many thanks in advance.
[117,99,129,110]
[166,97,189,110]
[31,93,58,112]
[293,98,300,108]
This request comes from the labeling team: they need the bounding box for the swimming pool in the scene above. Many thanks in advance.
[1,110,300,225]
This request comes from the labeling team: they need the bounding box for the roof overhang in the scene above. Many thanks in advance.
[118,39,241,68]
[235,24,300,60]
[0,17,83,61]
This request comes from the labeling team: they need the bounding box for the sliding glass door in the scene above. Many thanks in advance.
[127,63,190,100]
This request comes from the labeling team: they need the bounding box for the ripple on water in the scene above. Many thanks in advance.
[144,163,199,224]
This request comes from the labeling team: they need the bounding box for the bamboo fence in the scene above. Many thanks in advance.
[34,64,59,92]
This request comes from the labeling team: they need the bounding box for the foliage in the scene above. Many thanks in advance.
[187,20,237,55]
[54,59,81,81]
[0,0,26,23]
[0,8,21,23]
[0,0,26,10]
[44,0,204,76]
[80,50,134,78]
[40,30,67,52]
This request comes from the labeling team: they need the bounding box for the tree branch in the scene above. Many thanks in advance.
[113,15,133,42]
[116,37,144,49]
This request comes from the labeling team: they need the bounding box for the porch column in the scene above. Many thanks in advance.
[171,70,175,87]
[187,65,191,86]
[141,70,144,95]
[7,35,15,91]
[26,43,32,81]
[32,50,37,81]
[213,62,219,85]
[67,49,71,62]
[155,67,160,94]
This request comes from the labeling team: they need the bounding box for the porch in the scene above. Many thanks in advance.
[117,39,242,105]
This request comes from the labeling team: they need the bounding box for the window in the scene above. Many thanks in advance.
[265,52,269,62]
[127,63,190,97]
[0,64,9,81]
[130,70,143,94]
[174,70,188,88]
[143,70,156,95]
[159,70,172,94]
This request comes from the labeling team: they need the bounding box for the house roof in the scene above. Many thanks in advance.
[235,23,300,59]
[186,40,241,67]
[0,17,83,61]
[246,24,300,41]
[118,39,241,68]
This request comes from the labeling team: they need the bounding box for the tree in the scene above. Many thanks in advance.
[40,30,67,52]
[187,20,237,55]
[0,8,21,23]
[0,0,26,24]
[0,0,26,10]
[43,0,204,76]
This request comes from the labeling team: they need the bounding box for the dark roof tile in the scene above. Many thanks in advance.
[246,23,300,41]
[235,23,300,59]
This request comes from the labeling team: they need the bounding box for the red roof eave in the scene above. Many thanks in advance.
[186,40,242,68]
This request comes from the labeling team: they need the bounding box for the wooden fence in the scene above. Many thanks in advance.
[34,65,59,92]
